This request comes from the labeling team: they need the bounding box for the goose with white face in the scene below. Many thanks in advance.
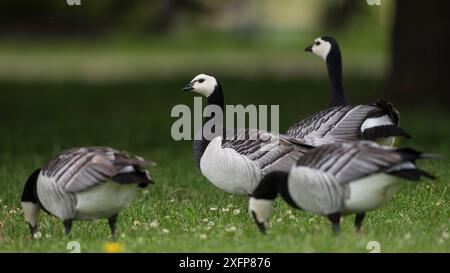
[248,197,274,234]
[182,73,218,97]
[305,37,332,61]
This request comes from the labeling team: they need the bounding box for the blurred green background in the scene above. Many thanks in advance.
[0,0,448,252]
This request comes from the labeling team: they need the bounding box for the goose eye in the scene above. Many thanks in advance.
[315,41,321,46]
[198,79,205,83]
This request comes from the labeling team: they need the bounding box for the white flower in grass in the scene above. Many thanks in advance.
[441,230,449,240]
[45,233,51,239]
[164,215,170,219]
[169,199,175,203]
[149,220,159,229]
[286,210,292,215]
[162,228,170,234]
[403,233,412,240]
[204,226,212,231]
[199,234,208,240]
[133,220,142,226]
[202,218,209,223]
[207,221,215,227]
[225,225,237,233]
[33,231,42,239]
[3,205,7,209]
[276,218,282,223]
[308,217,315,223]
[143,190,150,195]
[233,209,241,215]
[209,207,217,211]
[288,215,296,220]
[222,208,230,213]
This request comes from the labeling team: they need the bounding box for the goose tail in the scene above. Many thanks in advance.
[362,125,411,140]
[396,148,445,162]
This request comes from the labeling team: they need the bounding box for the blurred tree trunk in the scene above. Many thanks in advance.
[386,0,450,105]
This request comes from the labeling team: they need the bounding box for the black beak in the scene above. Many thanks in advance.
[305,44,313,52]
[251,211,266,235]
[182,82,194,92]
[28,223,38,236]
[256,221,266,235]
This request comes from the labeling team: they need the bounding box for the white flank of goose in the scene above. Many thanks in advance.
[183,74,313,195]
[249,141,439,234]
[287,36,410,146]
[20,146,155,237]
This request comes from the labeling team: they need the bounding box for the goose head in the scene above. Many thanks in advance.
[248,197,274,234]
[305,36,339,61]
[21,169,42,236]
[182,74,218,97]
[248,172,287,234]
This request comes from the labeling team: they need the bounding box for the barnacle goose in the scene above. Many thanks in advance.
[249,141,439,234]
[21,147,155,237]
[183,74,313,195]
[286,36,410,146]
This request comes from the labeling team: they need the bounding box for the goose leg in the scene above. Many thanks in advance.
[354,212,366,233]
[108,214,119,239]
[63,219,73,236]
[327,213,341,235]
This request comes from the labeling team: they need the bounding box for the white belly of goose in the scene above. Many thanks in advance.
[361,115,396,146]
[343,174,401,214]
[200,136,261,195]
[75,182,139,220]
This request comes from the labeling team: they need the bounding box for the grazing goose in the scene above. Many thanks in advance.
[21,147,155,237]
[287,36,409,146]
[249,141,438,234]
[182,74,313,195]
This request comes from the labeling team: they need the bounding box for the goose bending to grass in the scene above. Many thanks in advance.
[286,36,409,146]
[249,141,439,234]
[21,147,155,237]
[182,74,313,195]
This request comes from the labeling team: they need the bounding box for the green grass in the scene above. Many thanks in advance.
[0,31,387,82]
[0,78,448,252]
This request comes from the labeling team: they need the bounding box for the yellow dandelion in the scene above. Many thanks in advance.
[104,242,125,253]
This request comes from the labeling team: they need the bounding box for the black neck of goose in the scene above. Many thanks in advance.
[21,168,41,204]
[252,171,299,209]
[193,83,225,166]
[205,82,225,122]
[326,47,348,107]
[275,173,301,209]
